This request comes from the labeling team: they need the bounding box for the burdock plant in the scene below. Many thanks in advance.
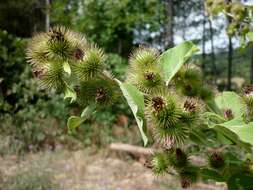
[27,26,253,189]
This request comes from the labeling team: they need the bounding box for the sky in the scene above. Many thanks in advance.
[242,0,253,5]
[174,0,253,53]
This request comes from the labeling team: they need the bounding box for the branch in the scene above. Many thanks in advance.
[109,143,153,156]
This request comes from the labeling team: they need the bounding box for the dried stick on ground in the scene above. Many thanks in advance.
[109,143,205,165]
[109,143,153,156]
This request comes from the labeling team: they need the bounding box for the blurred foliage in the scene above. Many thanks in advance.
[0,30,70,154]
[205,0,253,37]
[51,0,164,56]
[105,53,128,80]
[0,0,46,37]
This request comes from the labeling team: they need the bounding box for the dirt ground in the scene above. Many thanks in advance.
[0,149,227,190]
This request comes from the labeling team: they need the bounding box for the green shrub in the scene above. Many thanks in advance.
[0,30,70,154]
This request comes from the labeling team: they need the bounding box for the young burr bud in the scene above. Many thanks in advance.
[181,98,202,127]
[173,66,202,86]
[27,26,88,70]
[128,66,164,94]
[26,33,50,67]
[199,85,214,102]
[179,166,199,188]
[242,85,253,122]
[184,100,196,113]
[48,27,66,42]
[224,108,234,120]
[181,83,199,98]
[154,122,189,148]
[73,46,105,80]
[129,47,159,71]
[225,4,232,13]
[152,96,166,112]
[169,148,188,168]
[144,71,155,80]
[181,178,191,189]
[95,88,107,103]
[146,93,189,147]
[32,69,45,79]
[205,0,213,7]
[209,152,225,169]
[243,84,253,96]
[240,25,250,36]
[72,48,84,60]
[231,3,243,16]
[184,67,202,83]
[147,93,181,127]
[47,27,72,60]
[141,70,163,93]
[152,153,169,175]
[39,61,66,90]
[77,78,119,108]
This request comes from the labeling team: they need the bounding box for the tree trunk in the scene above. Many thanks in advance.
[227,0,233,90]
[182,5,187,41]
[208,19,217,83]
[164,0,174,49]
[45,0,50,32]
[227,36,233,90]
[202,4,206,74]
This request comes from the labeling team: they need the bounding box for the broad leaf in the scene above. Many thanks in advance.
[220,119,253,145]
[200,168,225,182]
[117,80,148,146]
[209,118,252,150]
[159,41,199,85]
[215,91,244,118]
[63,61,71,75]
[67,106,95,130]
[227,172,253,190]
[203,112,226,125]
[67,116,85,130]
[246,32,253,41]
[189,128,212,146]
[216,132,233,145]
[225,152,244,166]
[64,84,76,103]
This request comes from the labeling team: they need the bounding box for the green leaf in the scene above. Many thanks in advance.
[189,128,212,146]
[225,152,244,166]
[221,119,253,145]
[117,80,148,146]
[246,32,253,41]
[200,168,225,182]
[209,118,252,150]
[64,84,76,103]
[216,132,233,145]
[227,172,253,190]
[63,61,71,75]
[159,41,199,85]
[203,112,226,125]
[81,105,96,117]
[215,91,244,118]
[67,116,85,130]
[67,106,95,130]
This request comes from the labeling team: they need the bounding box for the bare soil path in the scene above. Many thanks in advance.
[0,149,226,190]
